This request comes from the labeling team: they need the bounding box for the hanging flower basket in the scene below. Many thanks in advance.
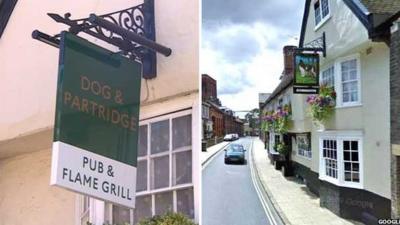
[307,85,336,124]
[261,105,292,134]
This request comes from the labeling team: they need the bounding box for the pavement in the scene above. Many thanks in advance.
[252,137,360,225]
[202,137,273,225]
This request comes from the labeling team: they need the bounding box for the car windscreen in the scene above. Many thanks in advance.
[227,145,244,152]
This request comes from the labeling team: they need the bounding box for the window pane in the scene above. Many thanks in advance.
[345,172,352,181]
[344,162,351,171]
[155,192,173,215]
[352,163,360,172]
[138,125,148,157]
[344,151,350,161]
[134,195,152,224]
[321,0,329,17]
[151,155,169,189]
[151,120,170,154]
[113,205,131,225]
[172,115,192,149]
[351,141,358,150]
[343,93,350,103]
[177,188,195,219]
[137,160,147,192]
[174,150,192,185]
[314,1,321,25]
[352,152,359,161]
[350,92,358,102]
[343,141,350,150]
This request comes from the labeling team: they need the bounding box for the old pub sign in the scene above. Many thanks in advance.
[293,53,319,94]
[50,32,141,208]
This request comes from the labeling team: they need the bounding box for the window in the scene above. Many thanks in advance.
[81,110,195,225]
[341,59,359,104]
[332,55,361,107]
[0,0,18,38]
[80,196,91,225]
[321,66,334,87]
[322,139,337,179]
[314,0,330,28]
[319,131,363,188]
[343,140,360,183]
[297,134,311,158]
[113,110,194,225]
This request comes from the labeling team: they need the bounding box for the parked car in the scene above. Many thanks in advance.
[224,143,246,164]
[223,134,235,141]
[232,133,239,140]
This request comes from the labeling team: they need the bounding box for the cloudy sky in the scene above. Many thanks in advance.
[201,0,305,117]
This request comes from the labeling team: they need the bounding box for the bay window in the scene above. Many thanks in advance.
[319,131,363,188]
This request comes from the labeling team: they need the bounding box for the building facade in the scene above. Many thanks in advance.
[0,0,199,225]
[201,74,217,101]
[262,1,398,223]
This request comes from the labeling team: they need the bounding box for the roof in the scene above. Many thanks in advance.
[359,0,400,15]
[258,93,271,103]
[299,0,400,47]
[264,73,293,106]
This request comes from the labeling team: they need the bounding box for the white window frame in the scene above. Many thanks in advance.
[318,130,363,189]
[334,54,362,108]
[296,134,312,159]
[320,65,335,88]
[314,0,331,30]
[78,109,196,225]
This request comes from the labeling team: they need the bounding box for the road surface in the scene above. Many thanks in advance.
[202,137,272,225]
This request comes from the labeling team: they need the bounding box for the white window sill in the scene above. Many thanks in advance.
[335,102,362,109]
[319,176,363,189]
[314,15,331,31]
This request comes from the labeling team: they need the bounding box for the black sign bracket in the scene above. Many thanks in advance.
[32,0,169,79]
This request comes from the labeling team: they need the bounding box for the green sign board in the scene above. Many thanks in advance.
[51,32,142,208]
[294,53,319,86]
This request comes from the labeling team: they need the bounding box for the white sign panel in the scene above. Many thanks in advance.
[51,142,137,208]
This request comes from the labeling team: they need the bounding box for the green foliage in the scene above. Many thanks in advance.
[276,142,290,156]
[306,85,336,122]
[137,212,197,225]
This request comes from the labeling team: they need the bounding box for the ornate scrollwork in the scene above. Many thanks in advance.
[46,0,157,78]
[304,36,324,49]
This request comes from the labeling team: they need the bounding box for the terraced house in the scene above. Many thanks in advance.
[261,0,400,223]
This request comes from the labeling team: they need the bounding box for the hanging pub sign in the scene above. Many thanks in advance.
[50,32,141,208]
[293,53,320,94]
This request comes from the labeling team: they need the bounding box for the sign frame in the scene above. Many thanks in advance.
[50,31,142,209]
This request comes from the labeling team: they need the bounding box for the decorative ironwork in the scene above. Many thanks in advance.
[304,35,324,49]
[33,0,164,79]
[297,32,326,57]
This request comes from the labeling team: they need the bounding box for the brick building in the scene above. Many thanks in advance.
[208,102,224,138]
[202,74,217,101]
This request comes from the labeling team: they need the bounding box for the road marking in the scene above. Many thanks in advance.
[248,138,279,225]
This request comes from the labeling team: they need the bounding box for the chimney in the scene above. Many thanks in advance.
[283,45,297,75]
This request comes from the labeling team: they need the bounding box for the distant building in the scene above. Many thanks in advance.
[202,74,217,101]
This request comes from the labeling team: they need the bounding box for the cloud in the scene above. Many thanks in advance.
[202,0,304,30]
[201,0,304,111]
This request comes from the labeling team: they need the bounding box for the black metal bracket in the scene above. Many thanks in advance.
[296,32,326,57]
[31,0,169,79]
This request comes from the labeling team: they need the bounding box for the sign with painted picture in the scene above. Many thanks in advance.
[293,53,319,94]
[50,32,142,208]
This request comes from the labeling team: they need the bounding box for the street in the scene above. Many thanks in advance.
[202,137,272,225]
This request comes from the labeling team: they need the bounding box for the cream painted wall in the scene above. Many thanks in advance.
[303,0,369,63]
[0,148,76,225]
[291,0,391,198]
[0,0,199,143]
